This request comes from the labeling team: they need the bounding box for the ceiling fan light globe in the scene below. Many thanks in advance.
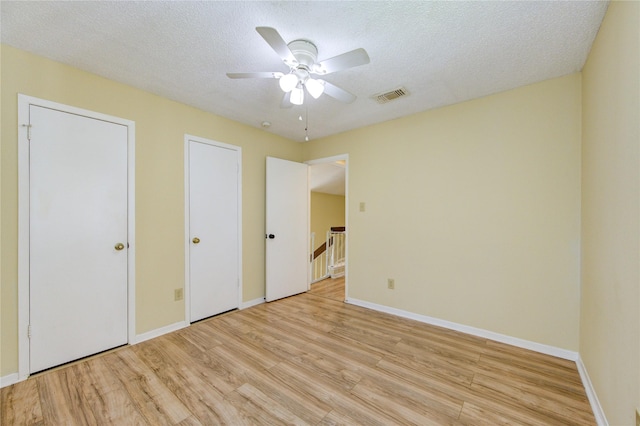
[279,73,298,92]
[305,78,325,99]
[290,87,304,105]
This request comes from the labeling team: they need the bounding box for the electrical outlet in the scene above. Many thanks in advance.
[387,278,395,289]
[174,288,183,301]
[359,202,366,212]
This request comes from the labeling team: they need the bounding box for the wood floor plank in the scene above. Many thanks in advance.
[309,277,345,301]
[377,354,569,426]
[471,372,596,425]
[1,378,43,425]
[199,320,283,370]
[475,353,590,402]
[37,367,98,425]
[161,333,242,394]
[350,381,464,426]
[73,356,148,424]
[269,360,402,426]
[175,321,225,352]
[458,401,540,426]
[132,339,244,424]
[1,281,596,425]
[209,344,332,424]
[234,383,309,425]
[106,348,194,425]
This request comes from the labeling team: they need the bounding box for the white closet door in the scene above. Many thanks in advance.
[29,105,128,373]
[189,140,240,322]
[265,157,309,302]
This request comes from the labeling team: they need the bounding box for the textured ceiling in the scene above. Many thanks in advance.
[1,1,608,142]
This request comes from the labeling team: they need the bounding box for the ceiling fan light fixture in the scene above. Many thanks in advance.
[290,85,304,105]
[279,73,298,92]
[305,78,325,99]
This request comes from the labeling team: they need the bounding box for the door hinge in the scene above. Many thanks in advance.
[22,124,32,141]
[27,324,32,339]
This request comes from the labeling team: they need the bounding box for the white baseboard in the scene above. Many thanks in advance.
[576,356,608,426]
[133,320,188,344]
[346,297,579,361]
[240,297,265,310]
[0,373,20,389]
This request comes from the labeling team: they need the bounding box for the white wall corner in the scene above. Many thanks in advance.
[133,321,188,345]
[240,297,266,310]
[576,355,609,426]
[0,373,20,389]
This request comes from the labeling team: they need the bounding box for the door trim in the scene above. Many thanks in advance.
[17,94,136,380]
[183,134,243,323]
[305,154,349,300]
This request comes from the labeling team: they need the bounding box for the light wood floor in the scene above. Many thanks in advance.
[2,288,595,425]
[308,276,345,302]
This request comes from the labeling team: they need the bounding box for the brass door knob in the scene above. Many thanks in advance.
[192,237,200,244]
[114,243,125,251]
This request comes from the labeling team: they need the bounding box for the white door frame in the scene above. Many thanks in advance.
[183,134,243,323]
[305,154,349,300]
[17,94,136,380]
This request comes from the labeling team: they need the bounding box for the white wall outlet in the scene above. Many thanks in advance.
[174,288,184,301]
[387,278,395,289]
[359,202,366,212]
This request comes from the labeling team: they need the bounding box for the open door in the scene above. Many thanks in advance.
[265,157,309,302]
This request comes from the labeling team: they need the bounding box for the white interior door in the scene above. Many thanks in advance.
[266,157,309,302]
[188,139,240,322]
[29,105,128,373]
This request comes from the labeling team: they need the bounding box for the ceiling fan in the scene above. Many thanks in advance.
[227,27,370,107]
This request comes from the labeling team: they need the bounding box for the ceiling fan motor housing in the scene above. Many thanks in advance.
[287,39,318,69]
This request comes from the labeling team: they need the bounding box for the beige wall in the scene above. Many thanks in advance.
[310,192,345,250]
[581,1,640,424]
[304,74,582,351]
[0,45,302,376]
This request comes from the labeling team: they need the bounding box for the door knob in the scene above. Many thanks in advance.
[114,243,125,251]
[267,234,275,239]
[192,237,201,244]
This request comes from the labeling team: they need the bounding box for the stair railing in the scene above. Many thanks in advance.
[310,227,346,283]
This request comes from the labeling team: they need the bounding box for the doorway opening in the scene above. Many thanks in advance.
[306,155,348,302]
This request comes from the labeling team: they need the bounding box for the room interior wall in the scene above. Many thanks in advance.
[303,73,582,352]
[580,1,640,424]
[310,192,345,251]
[0,45,303,377]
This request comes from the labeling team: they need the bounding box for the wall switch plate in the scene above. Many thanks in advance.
[387,278,395,289]
[174,288,184,301]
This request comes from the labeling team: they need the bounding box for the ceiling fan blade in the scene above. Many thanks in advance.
[321,80,357,103]
[315,48,370,75]
[256,27,297,65]
[226,72,283,79]
[280,92,293,108]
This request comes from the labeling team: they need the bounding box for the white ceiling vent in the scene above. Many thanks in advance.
[373,87,409,104]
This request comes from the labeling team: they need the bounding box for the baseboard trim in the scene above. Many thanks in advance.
[133,321,188,345]
[576,356,608,426]
[0,373,20,389]
[240,297,265,310]
[346,297,579,361]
